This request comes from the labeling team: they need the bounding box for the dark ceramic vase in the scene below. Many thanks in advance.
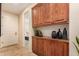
[52,31,57,38]
[63,28,67,39]
[57,29,63,39]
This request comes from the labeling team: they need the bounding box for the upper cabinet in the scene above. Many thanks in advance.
[42,4,53,25]
[54,3,69,23]
[32,3,69,27]
[32,4,39,27]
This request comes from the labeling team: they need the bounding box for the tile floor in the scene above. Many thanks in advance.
[0,44,36,56]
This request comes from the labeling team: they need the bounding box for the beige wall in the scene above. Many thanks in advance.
[24,10,33,51]
[18,4,37,51]
[1,11,18,47]
[70,4,79,56]
[18,14,24,47]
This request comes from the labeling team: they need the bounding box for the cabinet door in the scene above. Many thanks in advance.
[43,4,52,25]
[44,39,52,56]
[32,7,37,27]
[63,42,69,56]
[32,4,45,27]
[37,38,44,56]
[54,3,69,23]
[50,3,56,24]
[32,3,56,27]
[51,40,55,56]
[54,41,64,56]
[32,4,40,27]
[38,3,52,26]
[37,4,45,26]
[32,37,37,54]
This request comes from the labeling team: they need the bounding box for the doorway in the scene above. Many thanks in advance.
[24,10,31,50]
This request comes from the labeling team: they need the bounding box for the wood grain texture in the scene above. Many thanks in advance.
[32,36,69,56]
[32,3,69,27]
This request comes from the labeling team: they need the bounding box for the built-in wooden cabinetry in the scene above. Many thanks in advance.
[32,36,69,56]
[32,3,69,27]
[32,3,69,56]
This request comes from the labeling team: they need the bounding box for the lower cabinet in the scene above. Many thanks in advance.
[37,38,44,55]
[44,39,52,56]
[32,37,37,54]
[54,41,65,56]
[32,36,69,56]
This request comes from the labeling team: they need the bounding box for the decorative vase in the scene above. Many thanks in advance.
[57,29,63,39]
[52,31,57,38]
[63,28,67,39]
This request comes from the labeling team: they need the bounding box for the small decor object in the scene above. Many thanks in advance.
[63,28,67,39]
[34,29,43,37]
[34,29,39,36]
[57,29,63,39]
[38,30,43,37]
[52,31,57,38]
[73,36,79,55]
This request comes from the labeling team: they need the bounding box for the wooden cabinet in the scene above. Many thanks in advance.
[32,37,44,55]
[32,5,37,27]
[54,41,64,56]
[50,3,56,24]
[44,39,52,56]
[42,4,52,25]
[37,38,44,55]
[38,4,45,26]
[32,37,37,54]
[32,3,69,27]
[32,3,52,27]
[32,4,41,27]
[54,3,69,23]
[63,42,69,56]
[32,36,69,56]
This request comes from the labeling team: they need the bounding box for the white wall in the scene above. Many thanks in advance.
[70,4,79,56]
[28,9,33,51]
[24,10,30,49]
[24,11,30,37]
[36,24,69,38]
[23,10,33,51]
[1,11,18,47]
[18,4,37,51]
[18,14,24,47]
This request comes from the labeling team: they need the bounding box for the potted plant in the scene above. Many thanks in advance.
[73,36,79,55]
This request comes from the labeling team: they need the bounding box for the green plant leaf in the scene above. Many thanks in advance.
[76,36,79,45]
[73,42,79,54]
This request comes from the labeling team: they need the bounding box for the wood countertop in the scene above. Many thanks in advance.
[32,36,69,43]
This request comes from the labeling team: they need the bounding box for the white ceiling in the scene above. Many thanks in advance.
[2,3,34,15]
